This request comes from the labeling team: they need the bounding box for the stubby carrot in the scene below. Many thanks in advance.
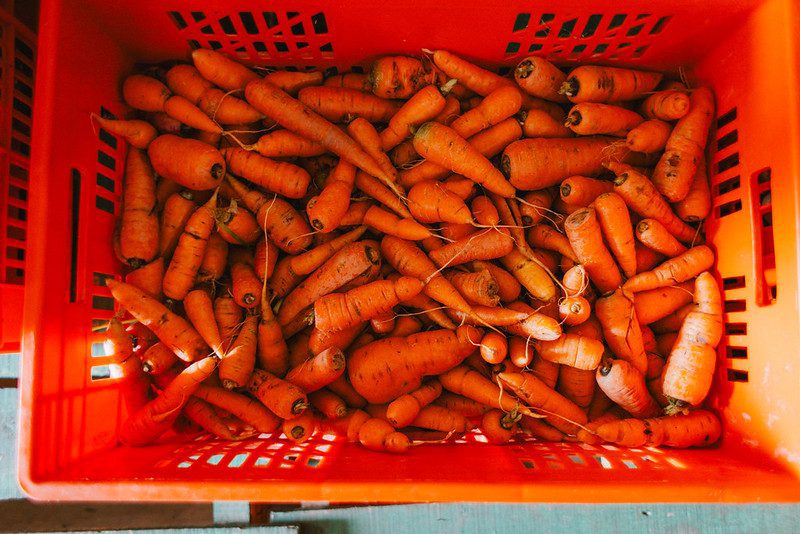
[560,65,662,103]
[148,135,225,190]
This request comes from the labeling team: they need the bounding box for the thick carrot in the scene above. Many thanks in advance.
[248,369,308,419]
[309,322,365,355]
[245,80,390,182]
[325,72,371,91]
[652,87,715,202]
[559,176,613,208]
[560,66,662,103]
[430,228,514,268]
[92,114,157,149]
[214,294,242,352]
[387,379,443,428]
[596,410,721,448]
[662,272,722,410]
[517,190,554,226]
[159,191,195,258]
[450,85,523,139]
[472,261,521,302]
[514,56,567,103]
[651,302,697,334]
[636,218,688,258]
[641,90,690,121]
[527,224,578,262]
[184,289,225,358]
[306,159,356,233]
[215,200,260,245]
[533,334,603,371]
[120,356,217,446]
[265,70,323,95]
[413,121,516,197]
[253,237,278,281]
[364,205,432,241]
[122,74,171,112]
[565,103,644,136]
[627,119,672,153]
[314,277,422,332]
[219,313,257,389]
[194,384,280,433]
[609,163,696,243]
[349,326,481,403]
[369,56,438,99]
[411,405,469,434]
[520,108,572,138]
[309,389,348,419]
[564,207,622,294]
[222,147,310,199]
[633,281,695,325]
[192,49,259,91]
[497,371,588,434]
[557,365,595,410]
[381,85,447,151]
[445,269,499,307]
[500,248,557,302]
[673,157,710,222]
[148,135,225,190]
[438,365,534,417]
[126,257,164,300]
[289,225,368,276]
[163,192,218,301]
[408,180,473,224]
[298,86,400,123]
[226,175,312,253]
[558,296,591,326]
[593,192,637,279]
[285,347,346,393]
[502,136,634,190]
[596,358,661,418]
[479,332,508,364]
[119,149,159,267]
[248,130,325,158]
[358,418,411,453]
[624,245,714,293]
[595,288,648,374]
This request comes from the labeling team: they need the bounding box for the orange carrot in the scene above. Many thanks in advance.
[214,293,242,352]
[163,192,218,301]
[289,225,368,276]
[285,347,346,393]
[518,190,554,226]
[245,80,391,182]
[596,358,661,418]
[248,130,325,158]
[662,272,722,410]
[520,108,572,138]
[533,334,604,371]
[224,146,311,199]
[118,148,159,268]
[122,74,172,112]
[92,114,157,149]
[636,218,688,257]
[159,191,195,258]
[651,302,697,334]
[433,392,489,417]
[194,384,281,433]
[148,135,225,190]
[248,369,308,419]
[560,66,662,103]
[565,103,644,136]
[214,200,260,245]
[184,289,225,358]
[450,85,523,139]
[364,205,432,241]
[433,94,462,125]
[253,237,278,281]
[309,389,348,419]
[387,379,443,428]
[514,56,567,103]
[558,296,591,326]
[430,228,514,268]
[480,332,508,364]
[527,224,578,262]
[284,413,321,443]
[564,207,622,294]
[519,417,564,442]
[500,248,557,303]
[226,175,313,254]
[497,371,588,434]
[624,245,714,293]
[652,87,715,202]
[381,85,447,151]
[557,365,596,410]
[626,119,672,153]
[325,72,371,91]
[673,157,710,222]
[595,288,648,374]
[593,192,637,279]
[633,281,695,325]
[298,86,401,123]
[230,252,261,310]
[340,201,373,227]
[349,326,481,403]
[358,418,411,453]
[559,176,614,208]
[192,49,259,91]
[346,118,401,194]
[219,313,257,389]
[480,409,519,444]
[126,257,164,300]
[641,90,690,120]
[162,95,223,133]
[369,56,439,99]
[432,50,516,97]
[196,232,228,283]
[445,269,499,307]
[354,171,412,219]
[306,159,356,233]
[411,404,469,434]
[472,261,521,302]
[636,241,665,274]
[408,180,473,224]
[413,121,516,197]
[399,290,458,330]
[609,163,696,243]
[596,410,721,448]
[438,365,534,416]
[562,264,588,297]
[265,70,323,95]
[120,356,217,446]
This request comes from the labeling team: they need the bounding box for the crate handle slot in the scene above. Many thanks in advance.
[69,168,82,303]
[749,167,776,306]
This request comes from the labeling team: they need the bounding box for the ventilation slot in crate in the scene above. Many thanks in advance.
[168,10,333,64]
[711,107,743,221]
[750,168,776,306]
[506,12,671,62]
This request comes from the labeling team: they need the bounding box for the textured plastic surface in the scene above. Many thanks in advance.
[0,6,34,353]
[19,0,800,502]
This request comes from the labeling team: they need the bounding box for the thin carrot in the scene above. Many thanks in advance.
[564,207,622,294]
[289,225,368,276]
[381,85,447,151]
[224,147,312,199]
[596,410,721,448]
[184,289,225,358]
[497,371,588,434]
[593,192,637,279]
[120,356,217,446]
[306,159,356,233]
[560,66,662,103]
[565,103,644,136]
[413,121,516,197]
[364,205,432,241]
[340,201,373,227]
[265,70,323,95]
[148,134,225,190]
[163,95,223,133]
[652,87,715,202]
[369,56,439,99]
[298,86,401,123]
[244,80,391,182]
[624,245,714,293]
[248,369,308,419]
[636,218,688,258]
[673,157,711,222]
[219,313,257,389]
[430,228,514,268]
[514,56,567,103]
[192,48,259,91]
[159,191,195,258]
[432,50,516,97]
[662,272,722,411]
[126,257,164,300]
[194,384,280,433]
[92,114,157,149]
[527,224,578,262]
[609,163,697,243]
[500,248,557,303]
[641,90,690,120]
[438,365,534,417]
[399,290,458,330]
[595,288,648,374]
[248,130,325,158]
[214,294,242,352]
[354,171,412,219]
[346,118,401,196]
[626,119,672,153]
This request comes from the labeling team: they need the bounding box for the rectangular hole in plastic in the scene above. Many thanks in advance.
[311,12,328,34]
[96,173,115,193]
[528,44,543,52]
[716,176,740,196]
[716,199,741,218]
[571,44,587,55]
[69,169,81,303]
[622,460,638,469]
[727,369,749,382]
[263,12,279,29]
[228,453,249,468]
[169,11,187,29]
[208,41,222,50]
[13,60,33,80]
[92,295,115,311]
[307,456,323,468]
[725,323,747,336]
[535,14,554,37]
[751,168,776,306]
[96,196,115,214]
[759,190,771,207]
[723,276,745,290]
[207,454,225,465]
[238,12,258,34]
[717,153,739,173]
[558,19,577,37]
[275,42,289,53]
[10,138,30,156]
[581,14,602,37]
[650,16,671,34]
[14,37,33,60]
[608,14,627,29]
[218,15,235,34]
[91,342,106,357]
[521,459,535,469]
[254,456,271,467]
[724,299,746,313]
[12,117,30,136]
[632,45,649,58]
[505,42,520,56]
[290,22,305,35]
[717,130,738,151]
[594,455,613,469]
[592,43,608,55]
[97,150,116,171]
[717,108,737,128]
[513,13,531,32]
[726,346,748,359]
[567,454,584,465]
[93,272,112,287]
[626,24,644,36]
[99,128,117,150]
[91,365,111,380]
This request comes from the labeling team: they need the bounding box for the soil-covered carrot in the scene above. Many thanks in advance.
[565,103,644,136]
[652,87,715,202]
[624,245,714,293]
[626,119,672,153]
[673,157,711,222]
[595,410,721,448]
[349,325,480,403]
[595,288,648,374]
[248,369,308,419]
[148,135,225,190]
[564,207,622,294]
[662,272,722,411]
[514,56,567,103]
[222,147,310,199]
[369,56,439,99]
[641,90,690,121]
[560,66,663,103]
[119,149,159,267]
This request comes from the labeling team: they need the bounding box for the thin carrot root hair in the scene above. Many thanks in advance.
[409,429,458,445]
[285,228,321,247]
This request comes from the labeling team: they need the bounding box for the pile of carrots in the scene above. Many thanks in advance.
[99,47,722,453]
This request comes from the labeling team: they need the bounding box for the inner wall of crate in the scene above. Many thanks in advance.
[29,0,799,482]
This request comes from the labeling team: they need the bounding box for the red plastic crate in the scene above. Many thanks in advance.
[19,0,800,502]
[0,6,35,354]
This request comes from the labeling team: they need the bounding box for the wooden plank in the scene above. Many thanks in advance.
[270,503,800,533]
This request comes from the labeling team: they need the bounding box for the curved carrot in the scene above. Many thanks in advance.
[533,334,603,371]
[364,205,432,241]
[500,248,557,303]
[191,48,259,91]
[408,180,473,224]
[346,118,401,197]
[527,224,578,262]
[450,85,523,139]
[306,159,356,233]
[673,157,710,223]
[593,192,637,278]
[222,147,310,199]
[159,191,195,258]
[92,114,157,149]
[595,288,648,374]
[514,56,567,103]
[633,281,695,325]
[624,245,714,293]
[184,288,225,358]
[387,379,442,428]
[641,90,690,120]
[148,135,225,190]
[564,207,622,294]
[381,85,447,150]
[626,119,672,153]
[432,50,515,97]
